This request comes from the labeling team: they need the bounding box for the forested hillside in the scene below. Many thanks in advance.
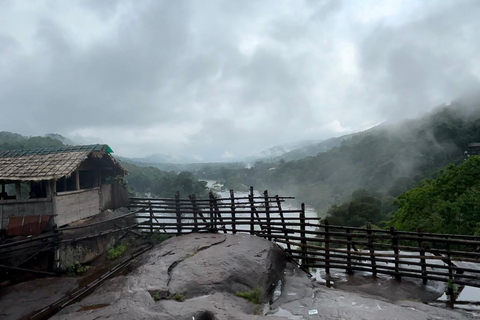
[119,161,209,198]
[0,132,65,150]
[221,97,480,220]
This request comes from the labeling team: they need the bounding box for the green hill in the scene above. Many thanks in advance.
[227,96,480,217]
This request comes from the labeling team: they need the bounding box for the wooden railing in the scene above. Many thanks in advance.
[131,189,480,289]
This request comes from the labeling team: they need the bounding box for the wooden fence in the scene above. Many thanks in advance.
[131,188,480,289]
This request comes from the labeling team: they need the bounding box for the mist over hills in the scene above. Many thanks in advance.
[212,95,480,216]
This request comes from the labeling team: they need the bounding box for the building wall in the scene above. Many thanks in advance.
[0,199,53,230]
[1,183,129,231]
[54,188,100,227]
[100,183,129,211]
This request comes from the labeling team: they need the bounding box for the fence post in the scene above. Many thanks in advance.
[175,191,182,234]
[149,200,153,234]
[366,222,376,278]
[346,228,353,275]
[418,228,427,285]
[230,190,236,234]
[249,186,255,235]
[300,203,307,267]
[324,219,330,274]
[190,194,198,232]
[213,195,226,233]
[264,190,272,241]
[390,226,401,281]
[276,195,290,255]
[209,192,216,232]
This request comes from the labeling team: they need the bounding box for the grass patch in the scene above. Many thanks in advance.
[107,243,128,260]
[149,233,172,245]
[65,263,91,276]
[235,286,262,304]
[170,293,185,302]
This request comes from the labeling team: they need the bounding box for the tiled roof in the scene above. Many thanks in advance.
[0,144,121,181]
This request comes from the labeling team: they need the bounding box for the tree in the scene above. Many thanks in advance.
[390,156,480,235]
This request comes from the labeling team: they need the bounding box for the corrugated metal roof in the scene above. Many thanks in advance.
[0,144,123,181]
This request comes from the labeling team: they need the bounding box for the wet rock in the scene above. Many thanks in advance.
[0,277,78,320]
[269,263,475,319]
[51,233,287,319]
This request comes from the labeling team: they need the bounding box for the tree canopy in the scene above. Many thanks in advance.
[390,156,480,235]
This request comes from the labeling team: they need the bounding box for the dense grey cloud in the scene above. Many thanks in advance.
[0,0,479,161]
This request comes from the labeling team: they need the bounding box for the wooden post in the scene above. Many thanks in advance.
[390,226,401,281]
[300,203,307,266]
[15,181,21,199]
[190,194,198,232]
[230,190,236,234]
[324,219,330,274]
[264,190,272,241]
[175,191,182,234]
[346,228,353,275]
[418,228,427,285]
[149,200,153,234]
[447,242,453,280]
[209,191,216,232]
[276,195,290,254]
[75,170,80,190]
[366,222,376,278]
[213,195,226,233]
[249,186,255,235]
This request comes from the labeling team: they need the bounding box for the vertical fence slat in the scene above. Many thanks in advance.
[324,219,330,274]
[149,200,153,234]
[418,228,427,285]
[390,226,401,281]
[209,192,217,232]
[276,195,290,255]
[190,194,198,232]
[230,190,236,234]
[175,191,182,234]
[213,195,226,234]
[264,190,272,241]
[346,228,353,275]
[366,222,376,278]
[249,187,255,235]
[300,203,307,266]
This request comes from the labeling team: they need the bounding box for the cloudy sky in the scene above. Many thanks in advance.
[1,0,479,161]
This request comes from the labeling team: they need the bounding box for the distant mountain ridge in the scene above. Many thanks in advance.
[227,95,480,214]
[0,131,68,150]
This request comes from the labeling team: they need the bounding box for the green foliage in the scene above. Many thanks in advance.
[151,293,161,302]
[107,243,128,260]
[0,131,65,151]
[391,156,480,235]
[235,286,262,304]
[149,232,171,244]
[120,161,209,198]
[326,189,389,227]
[170,293,185,302]
[65,263,91,276]
[207,102,480,215]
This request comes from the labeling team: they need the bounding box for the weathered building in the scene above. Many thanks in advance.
[0,144,129,236]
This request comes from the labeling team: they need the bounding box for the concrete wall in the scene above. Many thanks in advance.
[54,188,100,227]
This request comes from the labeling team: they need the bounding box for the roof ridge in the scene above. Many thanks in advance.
[0,144,112,158]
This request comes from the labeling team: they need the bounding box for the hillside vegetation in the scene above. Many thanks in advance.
[220,97,480,223]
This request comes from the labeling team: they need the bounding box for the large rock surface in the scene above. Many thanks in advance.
[52,233,287,320]
[1,233,476,320]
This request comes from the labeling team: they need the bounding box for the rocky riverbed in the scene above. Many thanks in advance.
[1,233,477,319]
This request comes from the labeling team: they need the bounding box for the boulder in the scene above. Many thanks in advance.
[51,233,287,319]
